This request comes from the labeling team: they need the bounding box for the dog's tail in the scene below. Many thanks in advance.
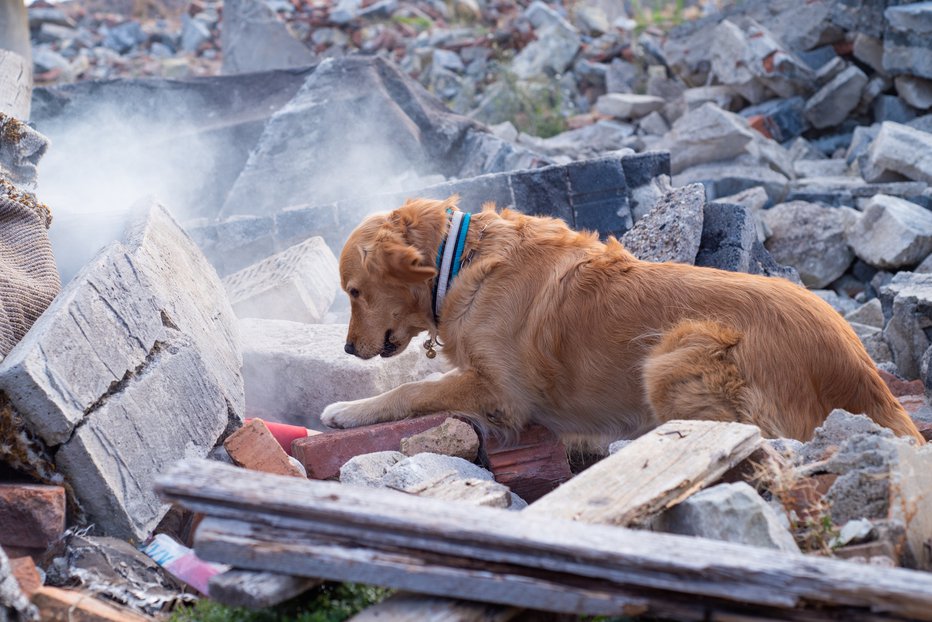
[844,364,925,444]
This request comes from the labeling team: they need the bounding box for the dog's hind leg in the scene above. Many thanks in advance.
[321,368,505,429]
[642,319,768,432]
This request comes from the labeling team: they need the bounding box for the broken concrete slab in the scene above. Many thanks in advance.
[675,162,790,205]
[222,236,338,323]
[239,320,445,430]
[0,202,243,540]
[400,417,479,462]
[340,451,406,488]
[382,453,494,492]
[895,76,932,111]
[620,183,705,264]
[221,0,315,75]
[695,201,800,282]
[862,122,932,184]
[804,65,868,130]
[654,481,800,554]
[873,96,919,125]
[510,2,580,80]
[740,96,809,143]
[761,201,857,288]
[403,474,522,510]
[847,195,932,269]
[846,298,885,329]
[883,2,932,80]
[220,56,541,220]
[881,272,932,379]
[595,93,665,120]
[657,103,757,174]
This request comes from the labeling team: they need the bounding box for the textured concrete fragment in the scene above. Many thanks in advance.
[595,94,665,120]
[847,195,932,269]
[655,482,800,554]
[340,451,406,488]
[657,103,756,174]
[804,66,868,130]
[862,122,932,184]
[400,417,479,462]
[883,2,932,79]
[0,202,243,540]
[223,237,338,323]
[621,183,705,264]
[881,272,932,379]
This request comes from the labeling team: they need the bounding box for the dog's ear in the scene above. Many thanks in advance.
[366,234,436,284]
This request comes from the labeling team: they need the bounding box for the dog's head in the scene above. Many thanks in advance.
[339,197,456,359]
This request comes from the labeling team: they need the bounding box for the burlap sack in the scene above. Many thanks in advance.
[0,180,60,357]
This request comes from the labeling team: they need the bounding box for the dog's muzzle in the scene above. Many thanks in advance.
[380,330,399,358]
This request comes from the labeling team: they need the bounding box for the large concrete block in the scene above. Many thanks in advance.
[847,194,932,269]
[862,122,932,184]
[657,103,757,174]
[621,183,705,264]
[223,237,339,323]
[881,272,932,379]
[0,202,243,540]
[883,2,932,80]
[240,319,446,430]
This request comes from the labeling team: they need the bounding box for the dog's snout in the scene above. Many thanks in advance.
[344,342,357,355]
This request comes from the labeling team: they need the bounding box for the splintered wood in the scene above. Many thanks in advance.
[155,420,932,621]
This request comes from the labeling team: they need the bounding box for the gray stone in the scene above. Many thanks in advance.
[0,202,243,540]
[852,33,885,75]
[657,103,756,174]
[222,237,338,323]
[221,0,315,74]
[684,86,744,113]
[896,76,932,111]
[812,290,860,316]
[804,66,869,130]
[846,298,885,328]
[787,137,827,162]
[718,186,771,241]
[180,14,211,52]
[382,453,494,492]
[608,439,632,454]
[798,409,891,464]
[0,545,36,621]
[792,159,849,179]
[675,163,789,205]
[761,201,856,288]
[850,322,895,366]
[831,0,891,38]
[787,176,929,207]
[511,3,580,80]
[847,195,932,269]
[340,451,406,488]
[881,272,932,379]
[654,482,800,554]
[862,122,932,184]
[621,183,704,264]
[823,431,932,568]
[595,93,665,120]
[239,320,445,430]
[846,124,880,166]
[695,201,801,282]
[873,95,918,125]
[766,438,803,457]
[883,2,932,80]
[710,19,814,104]
[400,417,479,462]
[517,121,636,160]
[403,474,516,509]
[638,111,669,136]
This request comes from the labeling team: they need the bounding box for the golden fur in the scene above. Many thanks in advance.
[321,196,924,444]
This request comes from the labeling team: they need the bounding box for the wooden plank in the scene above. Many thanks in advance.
[528,420,762,524]
[31,586,153,622]
[156,459,932,620]
[350,593,521,622]
[208,569,319,609]
[196,517,650,618]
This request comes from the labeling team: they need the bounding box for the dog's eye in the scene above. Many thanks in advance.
[349,288,360,299]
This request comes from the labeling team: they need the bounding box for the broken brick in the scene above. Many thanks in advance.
[9,556,41,598]
[292,414,451,480]
[224,419,306,478]
[879,369,926,397]
[479,424,572,502]
[0,484,65,549]
[32,586,151,622]
[247,419,319,457]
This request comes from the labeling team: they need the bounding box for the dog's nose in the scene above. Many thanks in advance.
[344,342,356,355]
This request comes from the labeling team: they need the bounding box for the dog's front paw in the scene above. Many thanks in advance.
[321,400,375,429]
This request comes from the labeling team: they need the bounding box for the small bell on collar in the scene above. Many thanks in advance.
[423,337,438,359]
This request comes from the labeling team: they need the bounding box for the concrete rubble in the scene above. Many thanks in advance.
[3,0,932,617]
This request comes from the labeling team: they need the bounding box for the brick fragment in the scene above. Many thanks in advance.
[32,586,152,621]
[400,418,479,461]
[224,419,306,478]
[293,414,450,480]
[9,556,41,597]
[0,484,65,549]
[479,424,572,502]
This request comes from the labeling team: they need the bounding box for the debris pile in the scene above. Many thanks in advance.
[2,0,932,619]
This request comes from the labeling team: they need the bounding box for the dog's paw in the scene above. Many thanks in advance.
[321,401,369,429]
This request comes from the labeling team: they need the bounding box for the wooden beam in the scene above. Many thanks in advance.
[528,420,762,524]
[208,569,319,609]
[156,459,932,620]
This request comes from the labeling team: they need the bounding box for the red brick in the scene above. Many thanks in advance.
[10,556,41,597]
[879,369,925,397]
[0,484,65,549]
[293,414,452,479]
[899,394,926,416]
[479,424,572,502]
[224,419,306,478]
[244,418,319,456]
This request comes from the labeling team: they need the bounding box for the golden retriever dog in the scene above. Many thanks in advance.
[321,196,924,444]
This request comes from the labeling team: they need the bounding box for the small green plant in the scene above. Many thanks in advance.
[170,583,392,622]
[391,14,432,31]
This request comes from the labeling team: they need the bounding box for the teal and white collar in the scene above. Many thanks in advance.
[431,209,472,323]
